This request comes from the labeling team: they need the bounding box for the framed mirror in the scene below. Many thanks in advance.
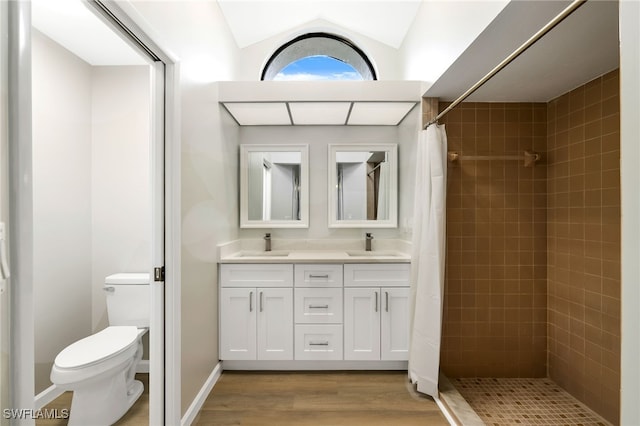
[240,144,309,228]
[328,144,398,228]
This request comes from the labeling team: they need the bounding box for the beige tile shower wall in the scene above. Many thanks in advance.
[546,70,620,424]
[440,102,548,378]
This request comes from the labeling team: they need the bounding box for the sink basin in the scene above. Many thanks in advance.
[345,250,404,257]
[234,250,290,257]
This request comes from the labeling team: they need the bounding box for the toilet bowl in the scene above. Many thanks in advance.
[50,273,150,426]
[51,326,147,426]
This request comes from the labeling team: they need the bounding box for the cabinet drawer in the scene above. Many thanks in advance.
[294,264,343,287]
[344,263,410,287]
[220,264,293,288]
[295,288,343,324]
[294,325,343,360]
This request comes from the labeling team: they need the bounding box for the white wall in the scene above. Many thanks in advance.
[123,0,241,414]
[90,66,151,331]
[397,103,420,234]
[400,0,508,85]
[179,82,239,414]
[238,118,419,240]
[32,30,93,393]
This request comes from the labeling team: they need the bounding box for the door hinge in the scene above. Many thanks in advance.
[154,266,165,282]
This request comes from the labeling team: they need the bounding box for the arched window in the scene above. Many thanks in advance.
[262,33,377,81]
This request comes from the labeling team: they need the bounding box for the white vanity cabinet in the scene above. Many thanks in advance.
[219,261,410,368]
[343,264,410,361]
[219,264,294,361]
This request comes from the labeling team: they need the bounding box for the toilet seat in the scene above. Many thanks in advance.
[54,326,140,370]
[51,327,147,387]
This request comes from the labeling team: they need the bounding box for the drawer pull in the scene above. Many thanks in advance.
[309,341,329,346]
[260,291,264,312]
[249,291,253,312]
[309,304,329,309]
[385,291,389,312]
[375,291,378,312]
[309,274,330,279]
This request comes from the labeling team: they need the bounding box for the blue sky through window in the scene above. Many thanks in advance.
[273,55,364,81]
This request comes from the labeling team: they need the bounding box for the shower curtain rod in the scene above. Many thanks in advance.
[424,0,588,129]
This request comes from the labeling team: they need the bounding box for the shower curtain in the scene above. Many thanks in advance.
[408,124,447,397]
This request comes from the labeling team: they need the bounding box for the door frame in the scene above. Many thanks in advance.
[8,1,181,424]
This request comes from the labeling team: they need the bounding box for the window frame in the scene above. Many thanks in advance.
[261,32,377,81]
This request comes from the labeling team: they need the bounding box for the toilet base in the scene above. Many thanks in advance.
[64,339,145,426]
[127,379,144,406]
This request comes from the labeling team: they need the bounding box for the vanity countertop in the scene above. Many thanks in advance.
[218,239,411,264]
[219,250,410,264]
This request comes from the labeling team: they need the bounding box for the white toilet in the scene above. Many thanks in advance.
[50,273,150,426]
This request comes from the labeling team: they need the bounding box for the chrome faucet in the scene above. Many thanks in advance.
[264,233,271,252]
[365,233,373,251]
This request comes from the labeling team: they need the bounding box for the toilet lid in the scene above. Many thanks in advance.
[55,326,140,370]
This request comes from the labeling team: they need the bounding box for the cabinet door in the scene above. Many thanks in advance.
[220,288,256,360]
[344,287,380,360]
[257,288,293,360]
[381,287,410,360]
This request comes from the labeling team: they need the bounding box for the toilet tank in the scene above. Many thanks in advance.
[104,273,150,327]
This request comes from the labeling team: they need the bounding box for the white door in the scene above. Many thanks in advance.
[149,60,166,426]
[257,288,293,360]
[220,288,257,360]
[381,287,410,361]
[344,287,380,360]
[0,3,11,422]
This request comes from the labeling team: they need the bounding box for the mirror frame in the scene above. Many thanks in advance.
[328,143,398,228]
[240,144,309,228]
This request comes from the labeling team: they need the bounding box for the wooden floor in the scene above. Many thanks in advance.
[193,371,449,426]
[37,374,149,426]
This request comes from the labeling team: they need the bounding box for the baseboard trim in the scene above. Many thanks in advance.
[222,360,408,370]
[180,362,223,426]
[35,385,64,410]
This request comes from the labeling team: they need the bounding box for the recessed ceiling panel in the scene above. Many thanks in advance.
[289,102,352,125]
[347,102,417,126]
[223,102,291,125]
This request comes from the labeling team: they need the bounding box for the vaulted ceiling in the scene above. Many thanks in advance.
[30,0,621,104]
[216,0,423,49]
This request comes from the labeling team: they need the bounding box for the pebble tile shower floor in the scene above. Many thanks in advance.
[451,378,611,426]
